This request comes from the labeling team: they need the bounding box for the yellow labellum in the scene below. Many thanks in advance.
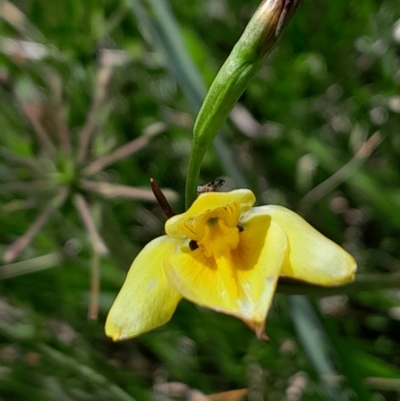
[106,189,357,341]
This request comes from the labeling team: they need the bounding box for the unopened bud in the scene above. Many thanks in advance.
[193,0,303,149]
[186,0,303,207]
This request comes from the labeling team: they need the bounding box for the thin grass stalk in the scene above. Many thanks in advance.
[3,188,69,263]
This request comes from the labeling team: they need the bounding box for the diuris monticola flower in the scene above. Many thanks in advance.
[106,189,356,340]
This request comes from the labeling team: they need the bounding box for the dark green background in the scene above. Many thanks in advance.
[1,0,400,400]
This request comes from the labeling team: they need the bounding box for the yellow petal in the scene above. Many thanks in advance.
[166,189,256,239]
[164,215,287,337]
[245,206,357,285]
[105,236,182,341]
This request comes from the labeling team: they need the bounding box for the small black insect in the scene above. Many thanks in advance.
[197,178,225,195]
[189,240,199,251]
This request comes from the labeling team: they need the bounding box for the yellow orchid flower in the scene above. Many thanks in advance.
[105,189,356,341]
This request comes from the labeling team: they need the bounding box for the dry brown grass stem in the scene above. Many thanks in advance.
[82,122,166,176]
[73,194,108,256]
[80,179,178,202]
[20,101,55,155]
[88,251,100,320]
[77,64,113,163]
[3,188,69,263]
[299,131,383,215]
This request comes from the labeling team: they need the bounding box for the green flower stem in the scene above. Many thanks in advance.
[185,0,303,207]
[185,143,207,208]
[185,59,261,209]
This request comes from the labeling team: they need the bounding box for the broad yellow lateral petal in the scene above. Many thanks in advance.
[166,189,256,239]
[235,217,287,336]
[164,216,286,336]
[105,236,182,341]
[246,206,357,285]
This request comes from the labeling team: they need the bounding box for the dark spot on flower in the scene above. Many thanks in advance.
[189,240,199,251]
[238,225,244,232]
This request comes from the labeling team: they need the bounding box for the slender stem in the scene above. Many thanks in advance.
[73,194,108,255]
[0,148,40,171]
[3,188,68,263]
[0,1,43,40]
[81,179,178,202]
[20,101,55,155]
[299,131,383,215]
[48,71,71,152]
[38,345,137,401]
[2,198,36,214]
[150,178,176,218]
[289,296,343,401]
[365,377,400,391]
[82,122,166,176]
[77,64,113,163]
[0,253,62,279]
[185,144,206,209]
[319,375,400,391]
[88,251,100,320]
[184,0,303,208]
[0,180,48,194]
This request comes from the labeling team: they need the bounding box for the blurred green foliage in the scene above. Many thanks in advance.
[1,0,400,400]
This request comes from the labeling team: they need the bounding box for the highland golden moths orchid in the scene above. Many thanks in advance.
[106,189,356,340]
